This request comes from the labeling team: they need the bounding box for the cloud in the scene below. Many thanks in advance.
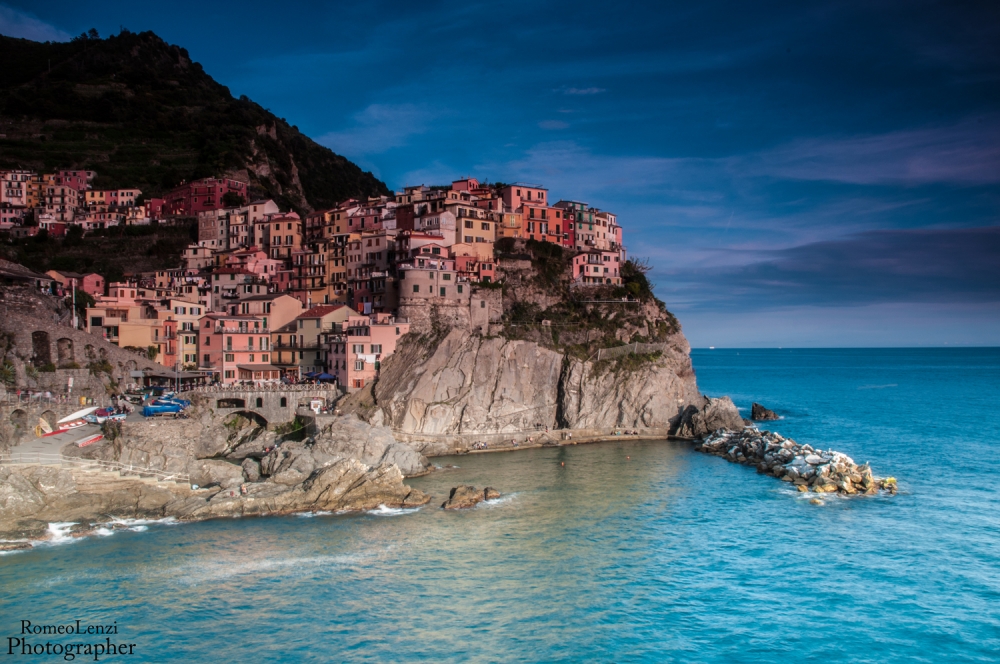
[666,226,1000,310]
[317,103,438,157]
[746,117,1000,186]
[0,4,70,41]
[562,87,605,95]
[538,120,569,130]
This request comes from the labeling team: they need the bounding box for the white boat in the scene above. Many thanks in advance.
[49,407,100,433]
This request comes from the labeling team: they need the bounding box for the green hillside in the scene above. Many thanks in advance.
[0,30,389,213]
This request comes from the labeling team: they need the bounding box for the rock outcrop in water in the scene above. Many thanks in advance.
[697,428,897,496]
[441,486,500,509]
[751,403,780,421]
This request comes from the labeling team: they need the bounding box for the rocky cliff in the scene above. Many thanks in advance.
[351,327,737,442]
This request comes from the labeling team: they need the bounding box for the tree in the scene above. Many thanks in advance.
[64,224,84,247]
[222,192,246,208]
[68,288,96,321]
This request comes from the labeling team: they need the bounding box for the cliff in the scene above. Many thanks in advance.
[342,241,743,447]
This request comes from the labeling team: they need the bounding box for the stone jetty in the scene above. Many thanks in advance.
[697,427,897,496]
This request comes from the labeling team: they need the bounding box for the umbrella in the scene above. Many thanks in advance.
[316,373,336,382]
[303,371,319,378]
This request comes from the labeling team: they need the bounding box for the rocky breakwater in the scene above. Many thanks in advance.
[698,428,898,496]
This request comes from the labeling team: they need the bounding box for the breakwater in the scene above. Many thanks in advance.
[697,427,897,496]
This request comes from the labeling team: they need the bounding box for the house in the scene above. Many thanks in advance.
[198,312,275,384]
[270,304,357,379]
[328,313,410,391]
[46,270,105,297]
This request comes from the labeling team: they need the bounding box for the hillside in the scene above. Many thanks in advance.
[0,30,389,213]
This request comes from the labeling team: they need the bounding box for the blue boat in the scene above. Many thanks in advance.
[142,403,183,417]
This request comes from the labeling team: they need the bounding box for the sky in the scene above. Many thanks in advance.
[2,0,999,347]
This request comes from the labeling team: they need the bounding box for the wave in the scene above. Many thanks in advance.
[857,383,898,390]
[477,492,519,508]
[367,504,422,517]
[296,511,333,518]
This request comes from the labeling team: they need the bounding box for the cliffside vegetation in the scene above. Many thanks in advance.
[0,30,389,212]
[492,238,681,362]
[2,220,196,280]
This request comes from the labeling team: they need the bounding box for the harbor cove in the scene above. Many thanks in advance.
[2,348,999,662]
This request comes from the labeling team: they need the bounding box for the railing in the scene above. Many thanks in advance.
[0,452,190,483]
[590,342,670,362]
[183,384,340,393]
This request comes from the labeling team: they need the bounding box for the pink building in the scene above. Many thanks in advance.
[329,313,410,391]
[501,183,548,210]
[572,250,622,286]
[163,178,247,217]
[199,313,276,384]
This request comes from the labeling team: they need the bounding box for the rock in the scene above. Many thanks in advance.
[805,454,823,465]
[241,458,260,482]
[188,459,245,489]
[675,396,745,438]
[310,415,429,476]
[0,541,32,551]
[796,484,809,492]
[441,485,500,509]
[356,327,704,435]
[751,402,780,421]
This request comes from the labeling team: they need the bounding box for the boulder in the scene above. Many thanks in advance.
[675,396,745,438]
[751,403,780,421]
[241,458,261,482]
[441,485,500,509]
[188,460,245,489]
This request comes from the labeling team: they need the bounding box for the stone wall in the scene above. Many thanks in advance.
[181,385,343,427]
[1,284,163,397]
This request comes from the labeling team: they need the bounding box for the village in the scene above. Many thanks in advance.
[1,171,628,391]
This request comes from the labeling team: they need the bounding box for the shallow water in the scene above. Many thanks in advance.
[1,348,998,662]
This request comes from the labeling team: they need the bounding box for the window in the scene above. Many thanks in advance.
[481,222,490,231]
[481,301,486,308]
[280,397,287,407]
[464,220,473,229]
[256,398,263,408]
[371,344,382,354]
[443,273,451,281]
[224,370,234,379]
[395,327,400,335]
[355,360,365,371]
[353,344,364,354]
[440,287,446,296]
[457,285,463,294]
[413,284,420,293]
[465,236,473,243]
[225,353,235,362]
[204,353,210,363]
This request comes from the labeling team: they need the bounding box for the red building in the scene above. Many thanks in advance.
[163,178,248,217]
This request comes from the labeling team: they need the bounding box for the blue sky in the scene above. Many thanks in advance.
[3,0,999,346]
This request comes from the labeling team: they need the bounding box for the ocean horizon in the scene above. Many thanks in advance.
[2,347,998,662]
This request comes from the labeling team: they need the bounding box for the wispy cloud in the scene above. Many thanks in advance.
[746,117,1000,186]
[0,4,70,41]
[317,103,440,157]
[668,226,1000,310]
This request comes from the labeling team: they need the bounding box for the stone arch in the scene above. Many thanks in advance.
[57,338,74,364]
[39,410,57,428]
[223,410,269,446]
[229,410,268,428]
[10,409,27,429]
[217,397,246,409]
[85,344,96,360]
[255,397,264,408]
[31,331,51,366]
[98,347,108,361]
[124,359,138,372]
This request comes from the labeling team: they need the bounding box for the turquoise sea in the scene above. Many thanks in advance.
[2,348,999,662]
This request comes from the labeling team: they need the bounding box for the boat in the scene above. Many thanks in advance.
[48,407,99,433]
[74,433,104,447]
[142,403,183,417]
[83,407,120,424]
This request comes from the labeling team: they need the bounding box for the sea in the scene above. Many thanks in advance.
[1,348,999,662]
